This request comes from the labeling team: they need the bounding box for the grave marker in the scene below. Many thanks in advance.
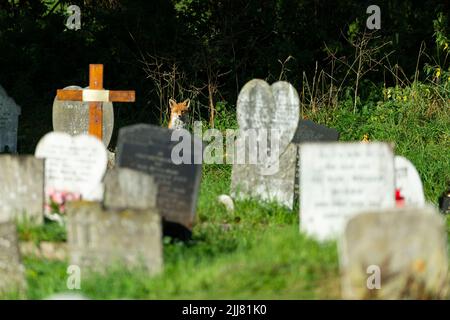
[53,85,114,146]
[0,86,21,153]
[340,207,448,299]
[56,64,135,141]
[0,221,26,296]
[103,168,157,210]
[116,124,202,232]
[394,155,426,207]
[299,142,395,241]
[67,202,162,274]
[292,119,339,144]
[231,80,300,208]
[35,132,107,203]
[0,155,44,223]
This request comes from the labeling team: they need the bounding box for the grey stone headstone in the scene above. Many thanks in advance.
[0,155,44,224]
[67,202,162,275]
[231,80,300,209]
[231,143,298,208]
[103,168,157,210]
[116,124,203,231]
[52,85,114,147]
[0,86,21,153]
[292,120,339,144]
[236,79,299,154]
[0,221,27,296]
[300,142,396,241]
[340,207,448,299]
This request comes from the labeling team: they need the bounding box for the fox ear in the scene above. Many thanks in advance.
[183,99,190,109]
[169,99,177,110]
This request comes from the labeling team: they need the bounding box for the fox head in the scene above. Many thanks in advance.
[168,98,190,129]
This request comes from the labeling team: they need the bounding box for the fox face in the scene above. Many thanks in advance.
[168,98,190,129]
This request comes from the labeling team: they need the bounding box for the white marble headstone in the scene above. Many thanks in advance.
[394,155,425,207]
[0,86,21,153]
[299,142,396,241]
[35,132,107,202]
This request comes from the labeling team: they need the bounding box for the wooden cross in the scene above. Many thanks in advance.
[56,64,135,140]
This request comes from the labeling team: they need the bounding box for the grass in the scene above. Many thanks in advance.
[5,81,450,300]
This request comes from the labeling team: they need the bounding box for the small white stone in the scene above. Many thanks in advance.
[217,194,235,213]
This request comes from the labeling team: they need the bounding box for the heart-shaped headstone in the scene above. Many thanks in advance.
[35,132,107,201]
[236,79,300,154]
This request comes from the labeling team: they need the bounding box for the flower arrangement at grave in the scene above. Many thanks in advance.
[45,188,81,224]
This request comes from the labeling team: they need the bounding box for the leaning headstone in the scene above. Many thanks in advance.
[116,124,202,231]
[67,202,162,275]
[292,119,340,144]
[0,155,44,223]
[0,221,26,296]
[35,132,107,204]
[394,155,426,207]
[103,168,157,210]
[0,86,21,153]
[300,142,395,241]
[53,85,114,147]
[231,80,300,208]
[340,207,448,299]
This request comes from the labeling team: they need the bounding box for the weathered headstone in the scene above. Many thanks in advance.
[67,202,162,274]
[35,132,107,203]
[340,207,448,299]
[292,119,340,144]
[231,80,300,208]
[0,155,44,223]
[0,221,26,296]
[53,85,114,147]
[300,142,395,241]
[56,64,135,142]
[103,168,157,210]
[0,86,21,153]
[394,155,425,207]
[116,124,202,231]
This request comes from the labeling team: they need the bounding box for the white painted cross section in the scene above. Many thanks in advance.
[81,89,110,102]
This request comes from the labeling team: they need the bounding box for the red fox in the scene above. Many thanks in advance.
[168,98,190,130]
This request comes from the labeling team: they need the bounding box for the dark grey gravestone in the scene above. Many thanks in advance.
[116,124,202,232]
[0,86,21,153]
[292,119,339,144]
[52,85,114,147]
[0,221,26,296]
[0,155,44,224]
[231,80,300,209]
